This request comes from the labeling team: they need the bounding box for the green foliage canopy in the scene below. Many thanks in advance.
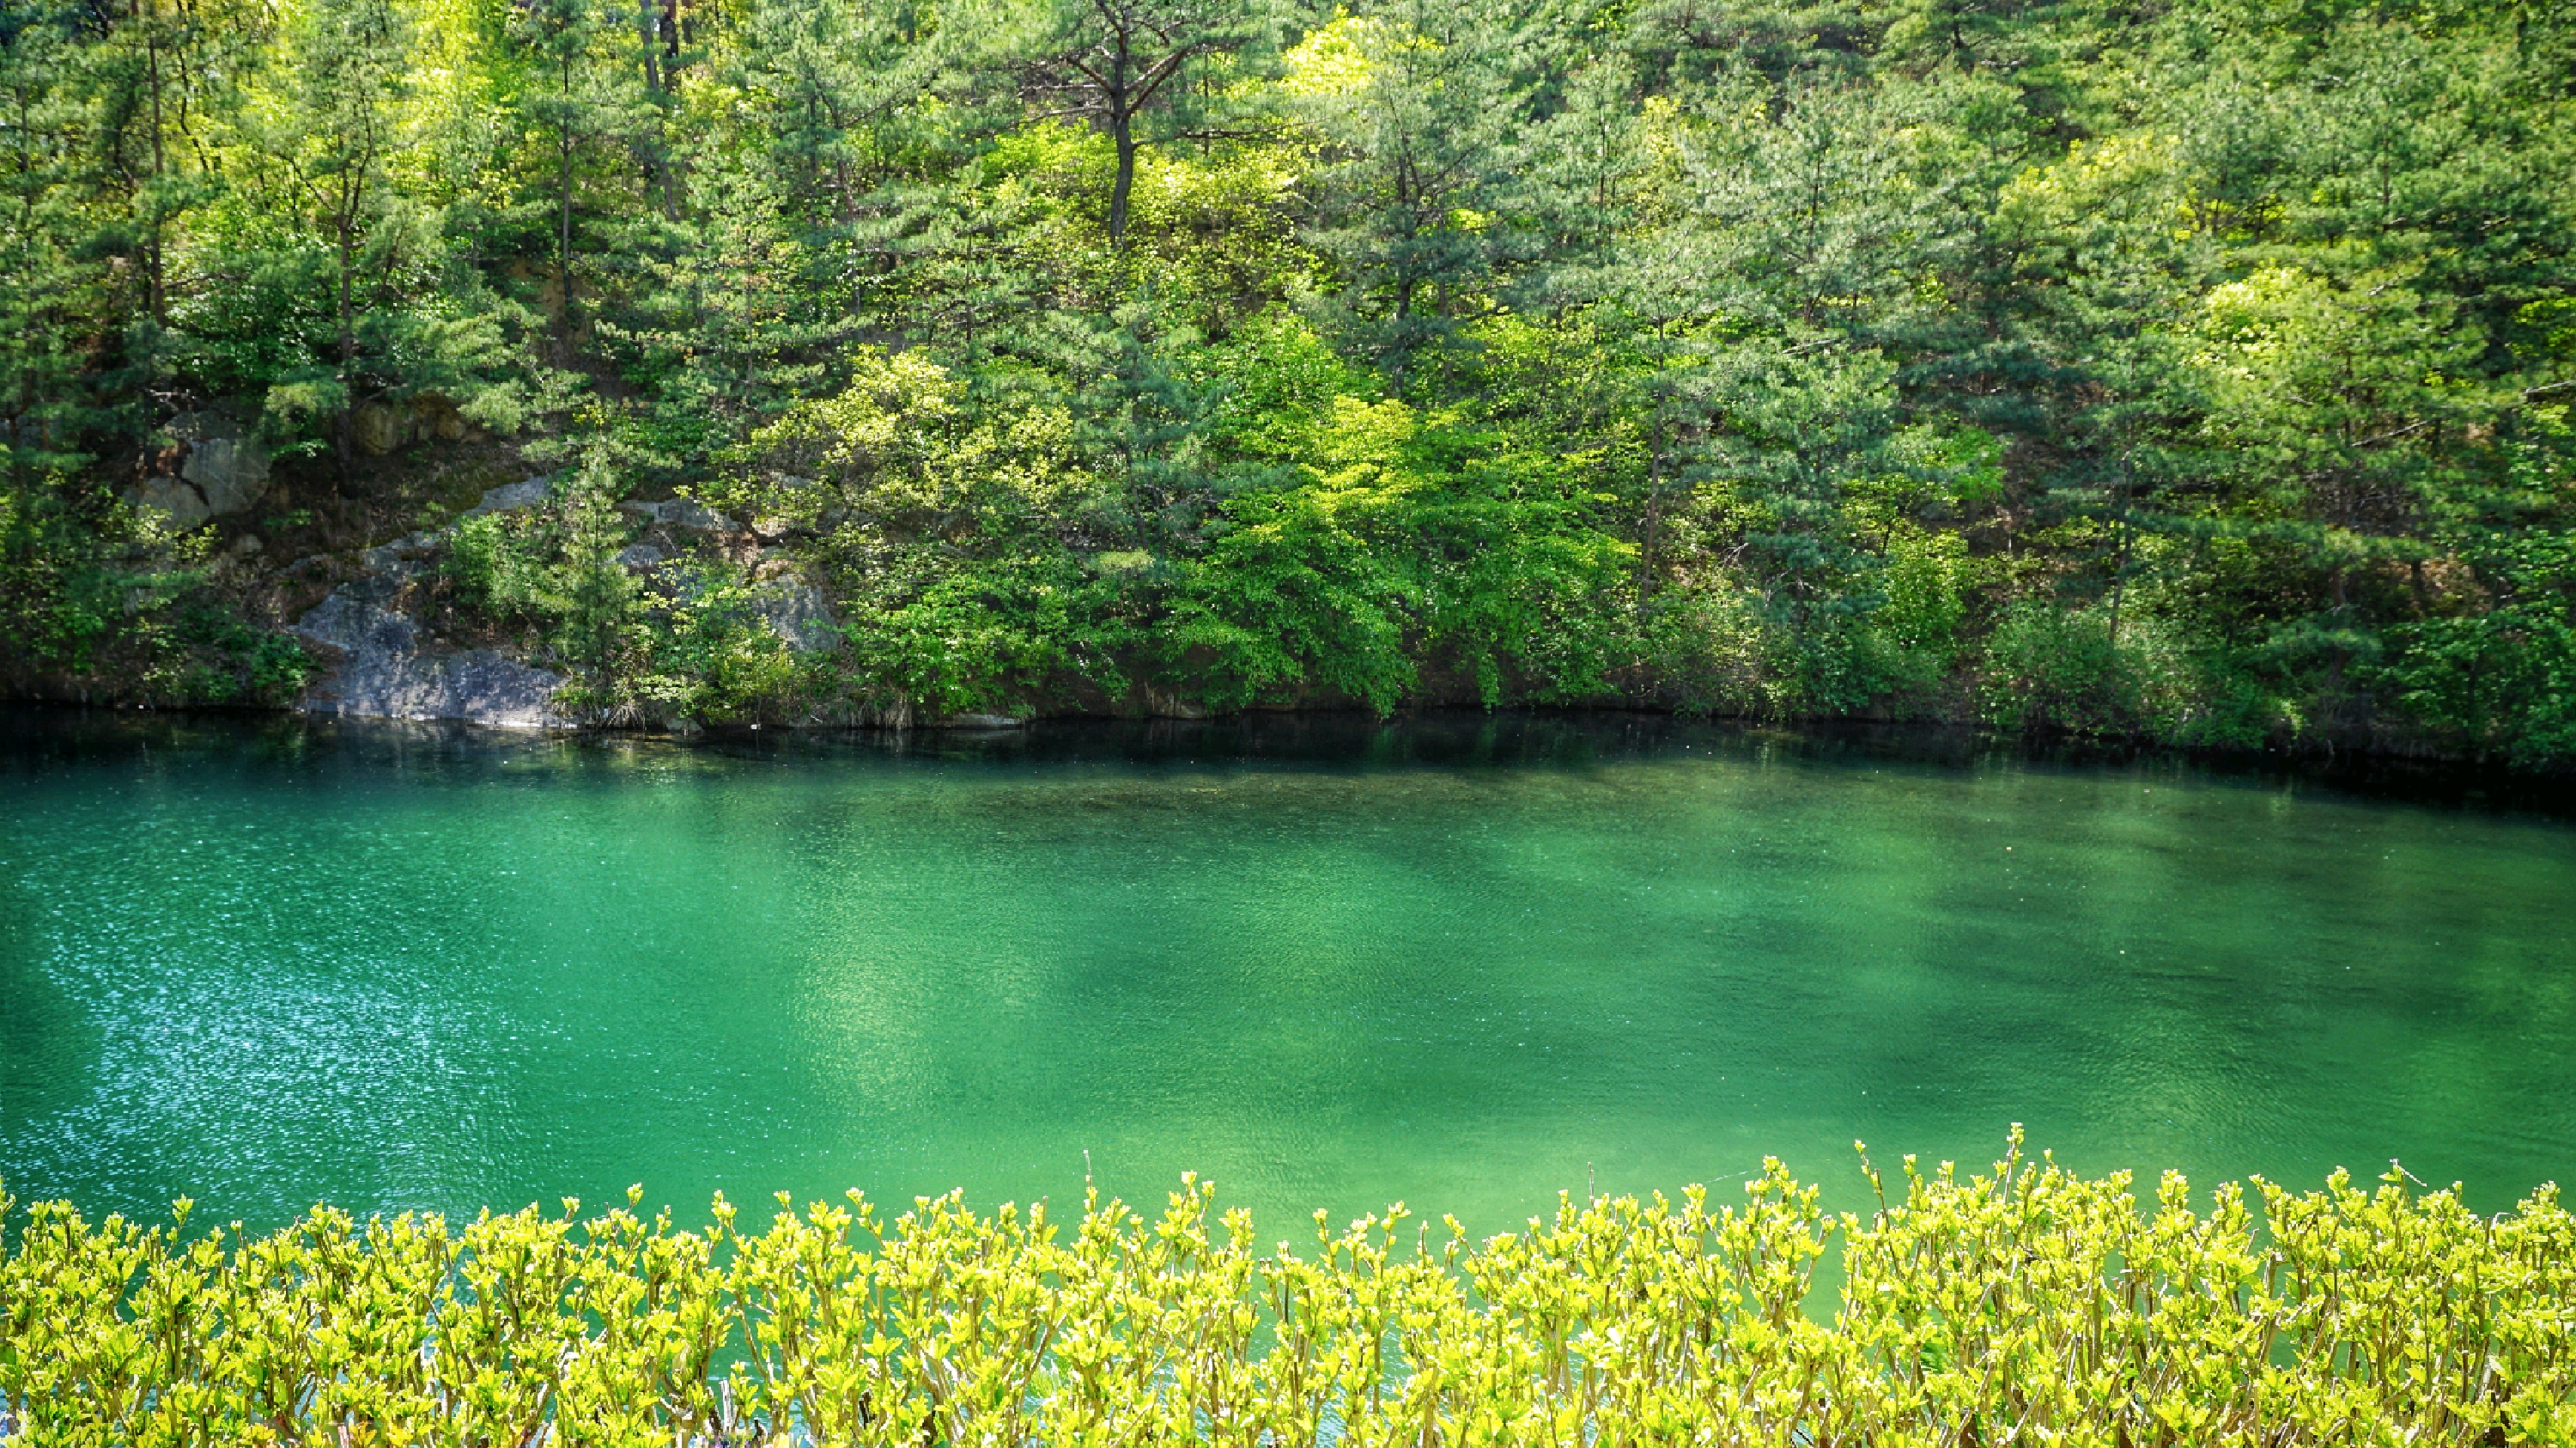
[1,0,2571,754]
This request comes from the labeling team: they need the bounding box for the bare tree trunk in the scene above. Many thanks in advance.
[1110,112,1136,246]
[144,18,167,328]
[1106,40,1134,246]
[336,211,355,484]
[558,131,575,357]
[640,0,680,220]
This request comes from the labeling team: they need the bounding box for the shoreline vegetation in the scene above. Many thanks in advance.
[5,1137,2573,1443]
[2,0,2573,766]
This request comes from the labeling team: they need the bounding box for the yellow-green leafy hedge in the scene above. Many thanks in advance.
[4,1134,2572,1445]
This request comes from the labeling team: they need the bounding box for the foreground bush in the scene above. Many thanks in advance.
[4,1134,2572,1445]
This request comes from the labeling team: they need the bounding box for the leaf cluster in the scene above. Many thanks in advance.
[7,1141,2573,1443]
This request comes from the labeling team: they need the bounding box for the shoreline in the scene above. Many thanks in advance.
[8,697,2571,812]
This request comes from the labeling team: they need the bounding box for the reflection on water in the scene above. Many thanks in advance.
[2,707,2572,1234]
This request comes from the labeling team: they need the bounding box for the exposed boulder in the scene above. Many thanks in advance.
[292,573,423,655]
[289,569,568,729]
[416,396,470,442]
[350,402,406,456]
[620,496,737,532]
[351,394,475,455]
[127,474,218,532]
[300,644,569,729]
[360,532,441,573]
[183,429,270,516]
[464,476,556,517]
[125,412,271,530]
[752,575,839,652]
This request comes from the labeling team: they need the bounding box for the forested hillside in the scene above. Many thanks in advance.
[2,0,2571,755]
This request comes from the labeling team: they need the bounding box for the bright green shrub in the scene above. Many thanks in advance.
[1978,602,2157,737]
[145,601,318,708]
[2374,529,2576,768]
[5,1133,2571,1445]
[629,563,824,727]
[1168,476,1422,712]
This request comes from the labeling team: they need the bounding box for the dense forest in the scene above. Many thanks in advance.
[0,0,2570,756]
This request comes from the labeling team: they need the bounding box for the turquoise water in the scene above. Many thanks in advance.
[3,712,2573,1238]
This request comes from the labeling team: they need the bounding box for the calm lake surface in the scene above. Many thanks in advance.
[3,709,2573,1237]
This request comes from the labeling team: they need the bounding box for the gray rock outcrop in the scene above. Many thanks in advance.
[753,577,839,652]
[351,395,473,455]
[125,413,271,530]
[128,474,218,531]
[289,567,568,729]
[464,476,556,517]
[276,474,835,727]
[620,496,737,532]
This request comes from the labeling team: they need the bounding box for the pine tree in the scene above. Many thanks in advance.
[1288,0,1525,386]
[278,0,411,480]
[1012,0,1270,248]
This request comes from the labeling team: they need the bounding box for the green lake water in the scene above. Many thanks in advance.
[3,710,2573,1238]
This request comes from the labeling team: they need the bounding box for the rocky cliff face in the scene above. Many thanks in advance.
[289,570,571,729]
[287,482,571,730]
[282,478,841,729]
